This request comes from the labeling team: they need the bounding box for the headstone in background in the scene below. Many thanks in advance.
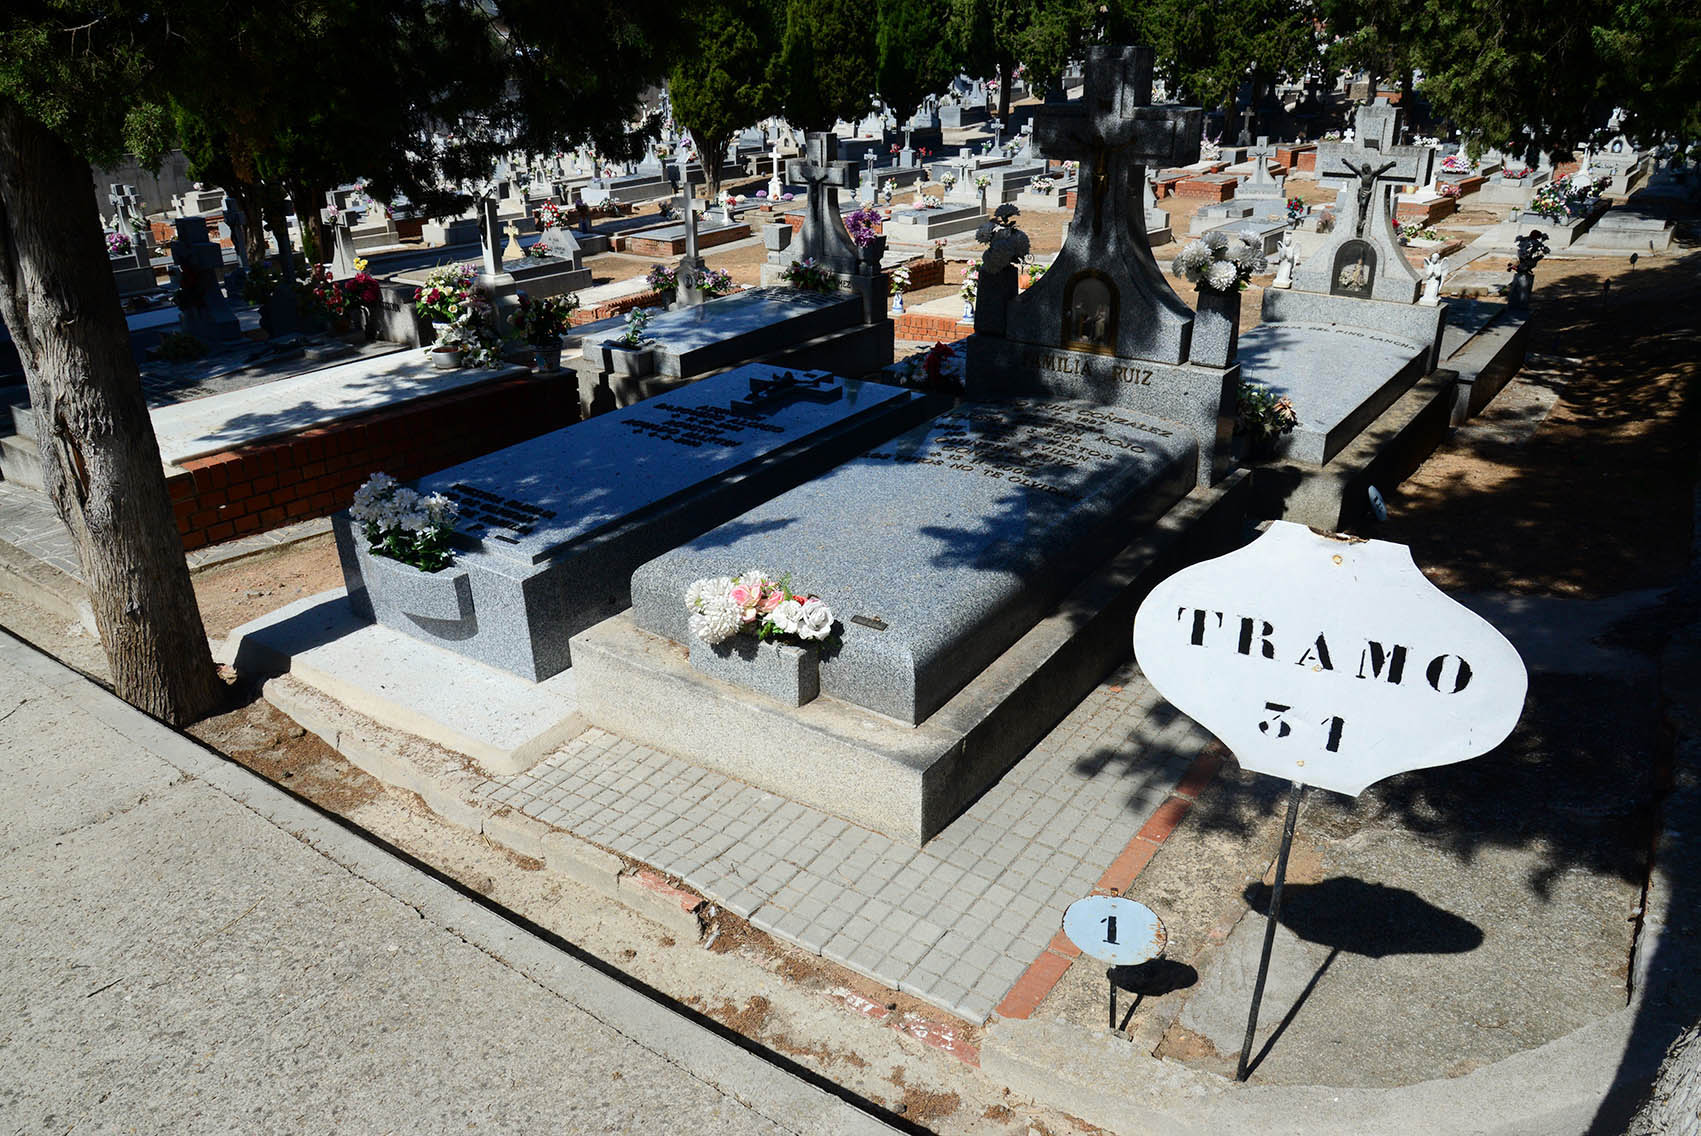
[783,133,860,276]
[169,216,241,343]
[1295,104,1432,303]
[1238,136,1286,200]
[965,45,1235,487]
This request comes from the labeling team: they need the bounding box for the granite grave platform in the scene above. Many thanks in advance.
[573,45,1252,844]
[573,398,1246,844]
[334,365,942,685]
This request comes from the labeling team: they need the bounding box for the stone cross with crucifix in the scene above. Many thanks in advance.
[1294,102,1433,302]
[996,43,1202,363]
[784,132,859,274]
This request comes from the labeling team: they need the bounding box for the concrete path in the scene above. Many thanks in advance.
[0,629,895,1135]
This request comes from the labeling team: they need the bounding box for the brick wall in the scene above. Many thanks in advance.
[568,289,669,325]
[167,373,579,551]
[894,312,972,343]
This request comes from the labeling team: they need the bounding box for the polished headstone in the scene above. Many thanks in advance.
[964,45,1232,487]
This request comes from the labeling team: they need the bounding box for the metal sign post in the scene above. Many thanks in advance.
[1236,780,1302,1081]
[1132,522,1529,1082]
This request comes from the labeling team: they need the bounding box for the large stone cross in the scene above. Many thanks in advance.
[785,132,859,270]
[675,180,707,307]
[1030,45,1201,240]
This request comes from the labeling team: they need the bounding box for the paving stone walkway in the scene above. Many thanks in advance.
[471,665,1210,1023]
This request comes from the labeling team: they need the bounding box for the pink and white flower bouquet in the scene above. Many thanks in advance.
[685,571,838,647]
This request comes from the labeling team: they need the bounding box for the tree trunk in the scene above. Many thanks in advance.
[0,100,223,726]
[997,56,1013,122]
[1627,1019,1701,1136]
[231,179,268,267]
[702,134,726,204]
[289,179,327,271]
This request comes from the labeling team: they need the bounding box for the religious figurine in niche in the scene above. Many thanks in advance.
[1062,272,1116,352]
[1336,252,1372,293]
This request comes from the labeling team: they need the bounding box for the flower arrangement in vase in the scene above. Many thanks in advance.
[780,257,838,293]
[1170,231,1266,293]
[413,263,477,325]
[350,473,460,572]
[889,264,911,313]
[1236,381,1299,459]
[845,207,883,247]
[105,230,133,257]
[535,201,571,231]
[684,571,839,648]
[617,307,653,348]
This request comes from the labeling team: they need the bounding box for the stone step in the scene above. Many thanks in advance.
[0,384,32,441]
[0,431,44,491]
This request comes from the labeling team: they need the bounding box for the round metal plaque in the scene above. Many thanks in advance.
[1062,897,1166,967]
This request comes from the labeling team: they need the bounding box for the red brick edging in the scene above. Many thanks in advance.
[167,373,578,550]
[993,744,1226,1020]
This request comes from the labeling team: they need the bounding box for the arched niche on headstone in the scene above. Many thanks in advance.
[1330,239,1376,298]
[1061,269,1119,355]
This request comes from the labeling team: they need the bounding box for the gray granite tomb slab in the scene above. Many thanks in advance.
[336,365,941,681]
[628,398,1197,725]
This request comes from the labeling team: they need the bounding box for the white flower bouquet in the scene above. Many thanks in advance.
[350,472,460,572]
[890,264,911,294]
[685,571,838,647]
[1170,231,1267,294]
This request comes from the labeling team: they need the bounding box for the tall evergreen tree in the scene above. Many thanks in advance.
[775,0,878,130]
[669,0,782,198]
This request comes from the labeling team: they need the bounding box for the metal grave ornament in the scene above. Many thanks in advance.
[1132,521,1526,797]
[1131,520,1527,1079]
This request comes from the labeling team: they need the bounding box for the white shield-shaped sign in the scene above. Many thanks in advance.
[1133,522,1527,796]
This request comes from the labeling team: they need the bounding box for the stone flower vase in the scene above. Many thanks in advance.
[1189,286,1242,368]
[1507,271,1534,309]
[857,235,888,274]
[429,344,465,370]
[688,635,820,707]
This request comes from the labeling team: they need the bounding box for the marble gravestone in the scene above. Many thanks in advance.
[627,401,1198,725]
[964,44,1232,488]
[336,365,939,681]
[1237,137,1286,200]
[1237,104,1450,475]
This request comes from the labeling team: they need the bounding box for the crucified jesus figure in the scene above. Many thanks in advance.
[1343,158,1397,239]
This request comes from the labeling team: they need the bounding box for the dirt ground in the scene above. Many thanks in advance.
[1368,249,1700,596]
